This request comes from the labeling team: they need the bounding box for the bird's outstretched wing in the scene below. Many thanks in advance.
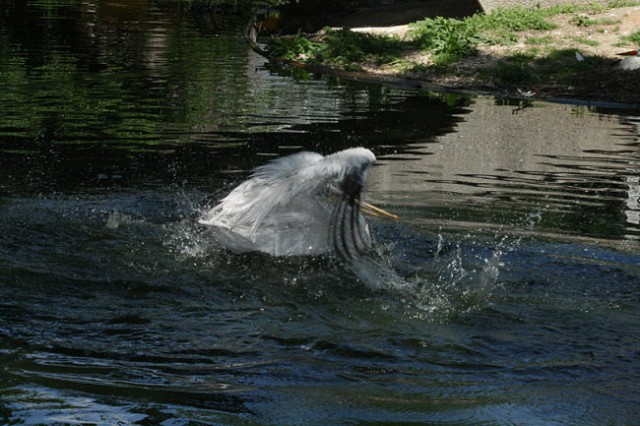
[199,148,376,247]
[199,151,324,237]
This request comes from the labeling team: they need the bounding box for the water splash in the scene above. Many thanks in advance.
[162,190,229,262]
[163,191,530,323]
[349,242,411,292]
[353,226,525,321]
[164,219,212,261]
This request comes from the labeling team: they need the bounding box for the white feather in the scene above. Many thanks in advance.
[199,147,377,256]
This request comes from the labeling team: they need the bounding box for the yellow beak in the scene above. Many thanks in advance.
[359,200,400,220]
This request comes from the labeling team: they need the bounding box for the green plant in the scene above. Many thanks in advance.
[572,36,600,46]
[607,0,640,7]
[409,16,480,63]
[318,28,402,65]
[266,1,640,74]
[620,30,640,45]
[571,14,621,27]
[266,28,403,67]
[571,14,597,27]
[466,6,560,45]
[266,33,322,60]
[597,18,622,25]
[535,49,609,80]
[477,6,558,32]
[526,35,553,45]
[492,53,536,84]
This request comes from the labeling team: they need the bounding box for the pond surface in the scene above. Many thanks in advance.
[1,1,639,425]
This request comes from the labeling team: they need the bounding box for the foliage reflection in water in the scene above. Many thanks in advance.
[1,1,639,425]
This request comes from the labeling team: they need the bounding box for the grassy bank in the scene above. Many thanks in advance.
[264,1,640,103]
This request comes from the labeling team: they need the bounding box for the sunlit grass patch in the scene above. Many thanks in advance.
[571,15,599,27]
[607,0,640,6]
[474,6,557,32]
[266,0,640,78]
[570,13,622,28]
[526,35,553,45]
[620,30,640,45]
[594,17,622,26]
[408,3,632,63]
[571,37,600,46]
[408,16,480,64]
[407,6,563,63]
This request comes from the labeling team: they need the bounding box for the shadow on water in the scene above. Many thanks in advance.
[1,0,640,425]
[0,91,468,195]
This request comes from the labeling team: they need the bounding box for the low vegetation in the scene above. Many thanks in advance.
[264,1,640,102]
[267,28,402,70]
[621,29,640,44]
[267,1,639,66]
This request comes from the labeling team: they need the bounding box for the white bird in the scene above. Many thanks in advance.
[617,48,640,71]
[198,147,398,258]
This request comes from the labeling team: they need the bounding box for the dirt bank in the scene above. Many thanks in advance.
[266,5,640,107]
[355,6,640,105]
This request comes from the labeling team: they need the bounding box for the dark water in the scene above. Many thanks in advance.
[1,1,639,425]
